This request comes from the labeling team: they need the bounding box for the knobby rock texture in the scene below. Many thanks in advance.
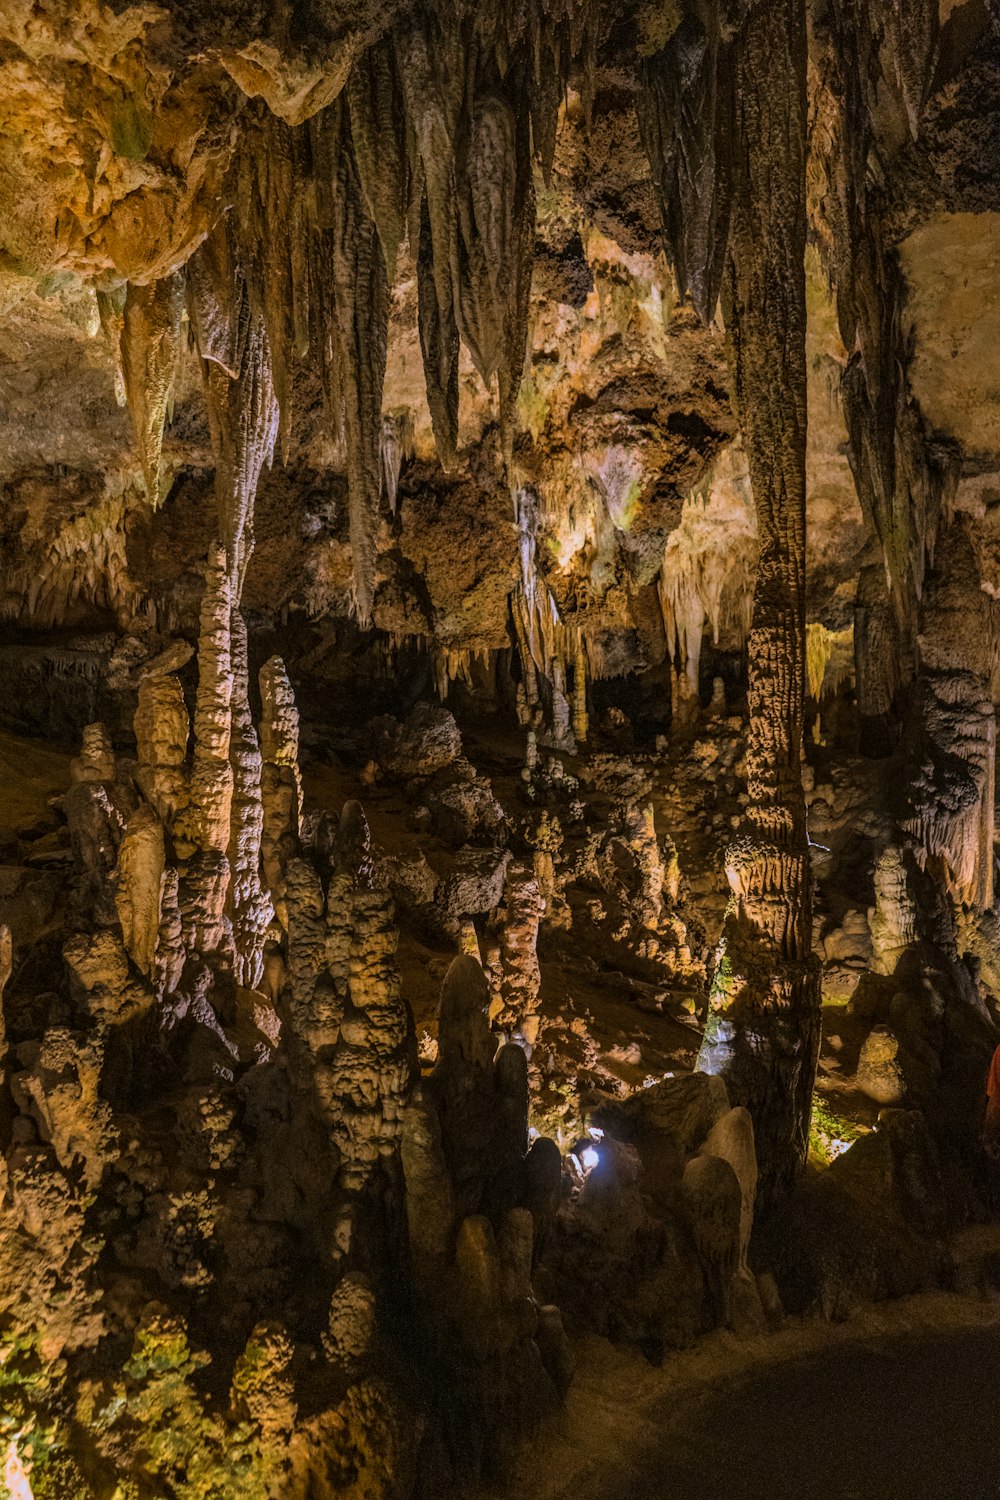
[0,0,998,1496]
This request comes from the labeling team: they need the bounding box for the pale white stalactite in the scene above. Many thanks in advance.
[380,407,414,514]
[659,443,756,694]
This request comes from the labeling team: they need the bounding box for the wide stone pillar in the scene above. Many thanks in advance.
[696,0,821,1204]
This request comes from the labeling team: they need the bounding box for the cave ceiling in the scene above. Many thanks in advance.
[1,0,994,679]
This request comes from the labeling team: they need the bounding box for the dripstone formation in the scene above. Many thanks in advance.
[0,0,998,1495]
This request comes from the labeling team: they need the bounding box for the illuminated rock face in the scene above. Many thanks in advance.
[0,1,997,1494]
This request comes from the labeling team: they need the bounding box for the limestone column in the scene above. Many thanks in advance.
[696,0,821,1203]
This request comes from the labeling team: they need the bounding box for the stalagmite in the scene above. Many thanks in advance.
[0,924,10,1062]
[114,805,165,981]
[186,545,234,858]
[326,882,413,1196]
[154,867,185,998]
[64,725,133,929]
[497,863,545,1045]
[227,613,272,991]
[548,658,575,753]
[284,857,336,1054]
[4,5,998,1489]
[70,723,116,785]
[283,800,412,1219]
[134,676,190,833]
[259,656,302,926]
[572,638,588,745]
[869,846,919,977]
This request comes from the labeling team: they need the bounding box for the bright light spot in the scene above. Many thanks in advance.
[4,1439,34,1500]
[580,1146,600,1173]
[527,1126,539,1142]
[829,1139,851,1160]
[587,1127,604,1141]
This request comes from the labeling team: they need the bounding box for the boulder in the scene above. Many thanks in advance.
[371,702,462,778]
[440,847,511,917]
[856,1025,907,1105]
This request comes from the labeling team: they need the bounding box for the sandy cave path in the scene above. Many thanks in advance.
[490,1278,1000,1500]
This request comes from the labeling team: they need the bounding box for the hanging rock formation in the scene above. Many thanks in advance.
[0,3,998,1495]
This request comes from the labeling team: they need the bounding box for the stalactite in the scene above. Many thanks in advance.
[380,408,414,514]
[637,4,734,322]
[324,103,391,626]
[120,272,185,502]
[416,194,461,467]
[347,36,408,287]
[805,623,854,702]
[658,445,756,697]
[185,210,243,380]
[689,0,821,1202]
[903,522,996,912]
[199,280,279,594]
[818,0,947,747]
[96,284,128,406]
[396,12,556,475]
[182,10,591,620]
[24,487,141,628]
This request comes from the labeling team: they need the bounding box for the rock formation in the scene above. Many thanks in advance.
[0,2,997,1494]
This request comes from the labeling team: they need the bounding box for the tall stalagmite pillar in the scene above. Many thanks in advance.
[696,0,821,1202]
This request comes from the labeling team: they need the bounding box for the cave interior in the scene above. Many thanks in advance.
[0,0,999,1495]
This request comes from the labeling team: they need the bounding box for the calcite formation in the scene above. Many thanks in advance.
[0,1,998,1495]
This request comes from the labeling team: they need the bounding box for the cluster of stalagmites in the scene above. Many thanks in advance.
[402,955,571,1479]
[1,533,689,1491]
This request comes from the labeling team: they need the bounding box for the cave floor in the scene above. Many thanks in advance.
[620,1323,1000,1499]
[494,1237,1000,1500]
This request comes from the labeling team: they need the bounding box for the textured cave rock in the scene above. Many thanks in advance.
[0,1,998,1495]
